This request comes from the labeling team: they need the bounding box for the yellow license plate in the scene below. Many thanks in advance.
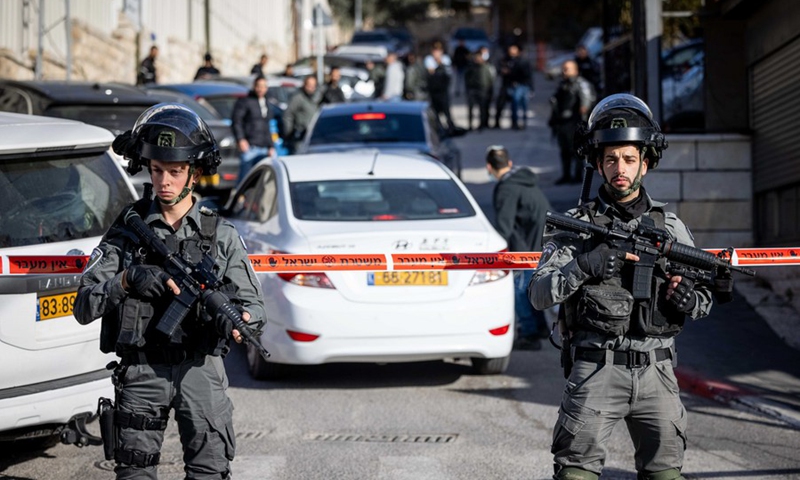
[200,173,220,187]
[38,292,77,321]
[368,271,448,286]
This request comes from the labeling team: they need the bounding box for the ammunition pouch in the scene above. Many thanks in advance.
[576,285,633,336]
[115,297,156,349]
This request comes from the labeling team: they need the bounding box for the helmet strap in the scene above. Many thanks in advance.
[601,148,645,200]
[157,165,196,206]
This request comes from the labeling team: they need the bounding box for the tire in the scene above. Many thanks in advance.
[246,342,291,380]
[470,355,510,375]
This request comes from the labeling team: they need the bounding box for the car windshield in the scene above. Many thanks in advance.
[45,105,151,136]
[309,113,426,145]
[455,28,487,40]
[353,32,392,43]
[0,151,136,247]
[290,179,475,221]
[203,95,244,120]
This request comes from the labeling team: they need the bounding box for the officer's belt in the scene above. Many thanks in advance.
[120,348,205,366]
[573,347,672,368]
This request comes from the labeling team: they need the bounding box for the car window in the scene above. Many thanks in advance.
[455,28,488,40]
[228,168,265,221]
[44,105,151,136]
[352,32,392,43]
[290,179,475,221]
[259,169,279,222]
[309,113,426,145]
[0,151,136,247]
[204,95,243,120]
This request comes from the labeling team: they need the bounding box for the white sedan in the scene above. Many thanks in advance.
[223,152,514,379]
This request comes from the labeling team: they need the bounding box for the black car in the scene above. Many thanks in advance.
[0,80,156,136]
[0,80,237,198]
[297,101,464,177]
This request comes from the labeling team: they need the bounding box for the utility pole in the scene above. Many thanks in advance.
[204,0,211,55]
[632,0,647,100]
[315,3,324,86]
[65,0,71,80]
[36,0,44,80]
[355,0,362,31]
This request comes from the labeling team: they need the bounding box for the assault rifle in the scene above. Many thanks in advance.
[545,211,756,299]
[123,209,270,361]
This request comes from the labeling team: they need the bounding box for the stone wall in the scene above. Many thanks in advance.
[646,133,753,249]
[646,135,800,317]
[0,12,297,84]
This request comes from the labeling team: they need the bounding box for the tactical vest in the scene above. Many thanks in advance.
[563,201,685,338]
[99,198,233,356]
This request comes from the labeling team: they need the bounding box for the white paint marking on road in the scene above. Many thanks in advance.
[378,456,449,480]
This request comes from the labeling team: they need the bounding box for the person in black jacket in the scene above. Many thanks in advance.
[319,66,346,105]
[549,60,595,184]
[231,75,276,183]
[486,146,552,349]
[493,44,533,130]
[137,46,158,86]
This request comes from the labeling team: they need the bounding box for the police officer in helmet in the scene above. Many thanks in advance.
[530,94,732,480]
[74,103,267,479]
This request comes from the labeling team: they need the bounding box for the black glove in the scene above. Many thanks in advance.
[125,265,171,299]
[576,244,626,280]
[667,276,697,314]
[713,268,734,304]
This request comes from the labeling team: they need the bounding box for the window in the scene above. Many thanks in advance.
[0,151,136,247]
[44,105,152,136]
[290,179,475,221]
[227,167,278,223]
[309,113,426,145]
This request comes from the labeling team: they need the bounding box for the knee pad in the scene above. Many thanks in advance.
[638,468,684,480]
[554,465,599,480]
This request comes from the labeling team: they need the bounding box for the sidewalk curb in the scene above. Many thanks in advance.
[675,367,800,429]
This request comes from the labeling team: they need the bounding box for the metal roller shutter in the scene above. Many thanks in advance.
[751,36,800,193]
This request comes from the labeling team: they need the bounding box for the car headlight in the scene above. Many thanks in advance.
[219,136,234,148]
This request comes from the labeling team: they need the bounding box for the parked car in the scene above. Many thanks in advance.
[219,152,513,379]
[0,80,155,136]
[545,26,603,80]
[0,80,236,198]
[205,75,302,111]
[146,81,289,158]
[289,63,375,100]
[661,39,705,130]
[143,90,239,199]
[350,28,408,57]
[297,101,464,177]
[0,112,137,445]
[449,27,491,56]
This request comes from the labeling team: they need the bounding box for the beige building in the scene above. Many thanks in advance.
[0,0,346,83]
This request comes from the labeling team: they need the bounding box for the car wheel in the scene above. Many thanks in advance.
[470,355,510,375]
[246,342,290,380]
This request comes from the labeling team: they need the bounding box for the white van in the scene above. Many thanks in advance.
[0,113,137,445]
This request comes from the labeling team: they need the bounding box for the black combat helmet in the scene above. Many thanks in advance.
[576,93,667,169]
[113,102,221,176]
